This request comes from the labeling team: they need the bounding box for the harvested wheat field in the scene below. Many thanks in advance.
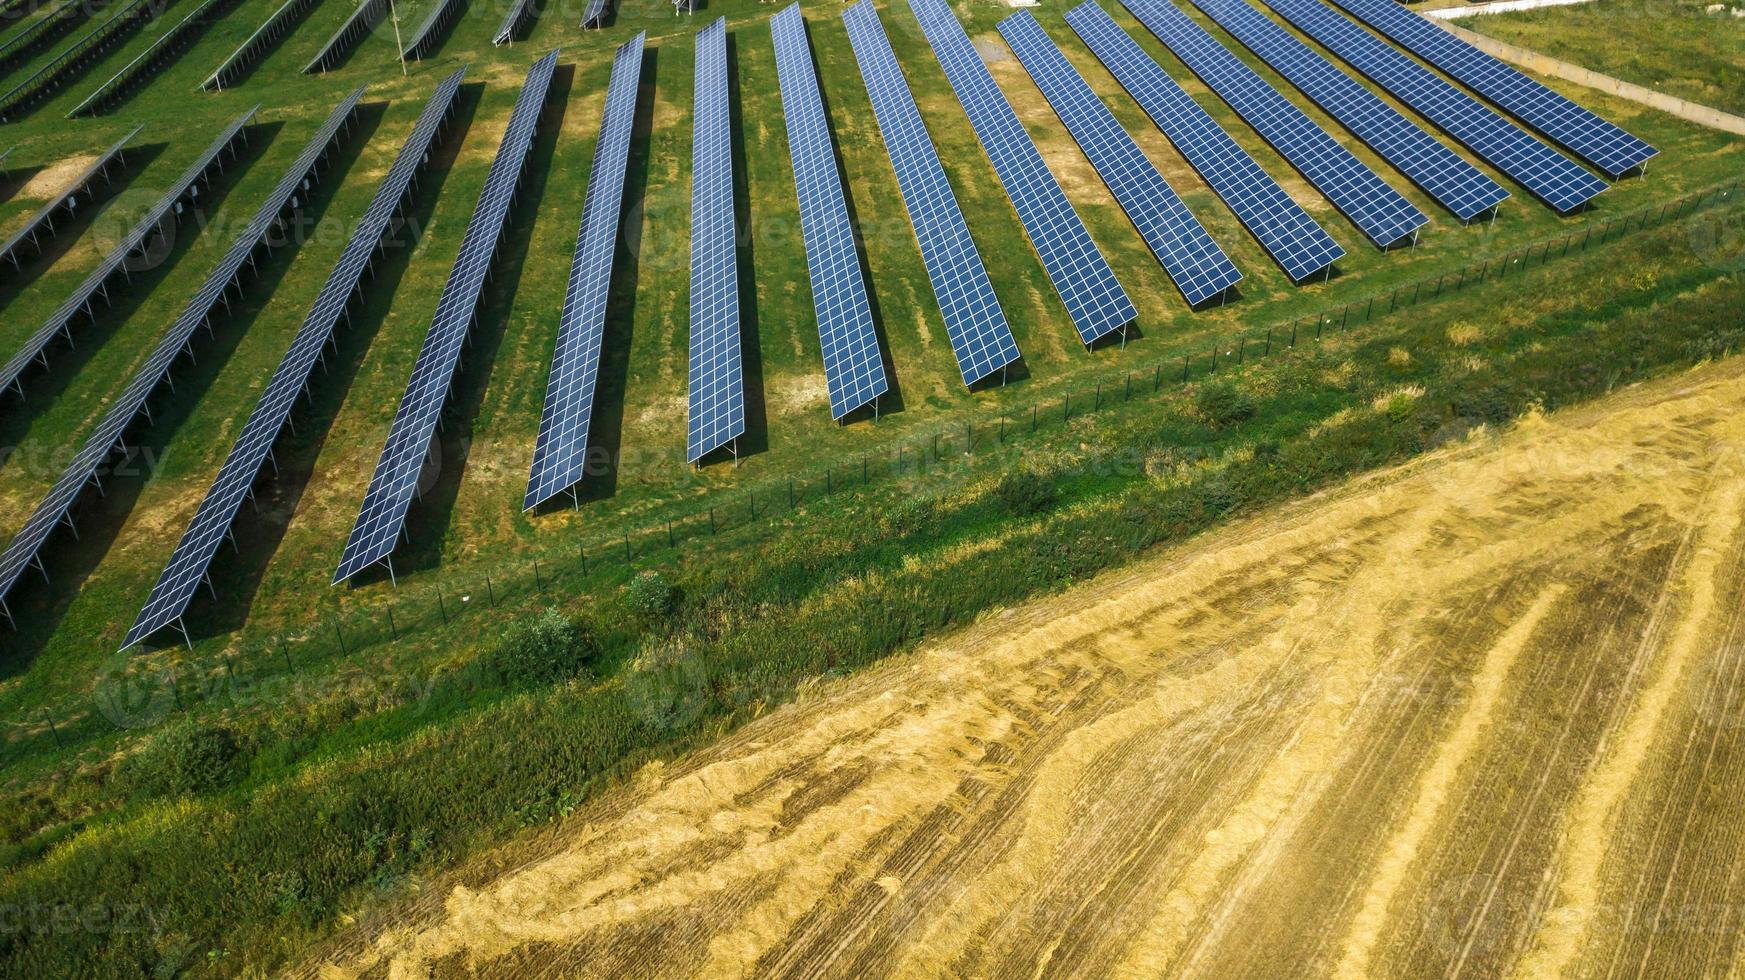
[319,359,1745,979]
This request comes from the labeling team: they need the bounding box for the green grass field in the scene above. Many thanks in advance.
[0,0,1741,972]
[1464,0,1745,116]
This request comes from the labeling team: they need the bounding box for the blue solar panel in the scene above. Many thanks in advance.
[124,71,463,649]
[910,0,1136,346]
[0,126,138,271]
[0,109,255,401]
[1326,0,1655,178]
[1121,0,1425,248]
[583,0,610,28]
[525,34,644,509]
[1258,0,1605,213]
[335,51,557,585]
[770,5,889,418]
[687,18,745,464]
[0,91,362,629]
[1187,0,1506,222]
[843,0,1020,386]
[1063,2,1342,282]
[994,11,1240,305]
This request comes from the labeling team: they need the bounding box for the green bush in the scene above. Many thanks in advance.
[994,466,1058,516]
[1196,382,1256,428]
[626,570,677,621]
[481,608,599,686]
[121,721,245,797]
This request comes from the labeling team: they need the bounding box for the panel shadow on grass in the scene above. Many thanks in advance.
[810,22,903,421]
[723,31,767,461]
[0,126,282,474]
[0,142,163,315]
[565,46,658,509]
[390,64,573,577]
[177,92,483,641]
[0,109,382,666]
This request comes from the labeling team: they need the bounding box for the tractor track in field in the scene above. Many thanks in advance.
[315,357,1745,979]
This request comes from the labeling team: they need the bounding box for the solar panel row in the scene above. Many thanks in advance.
[0,0,171,122]
[494,0,534,45]
[127,71,465,650]
[844,0,1021,387]
[769,4,890,419]
[525,34,645,509]
[0,0,88,77]
[68,0,247,118]
[305,0,388,74]
[204,0,323,90]
[1326,0,1656,178]
[1257,0,1605,213]
[687,18,747,464]
[335,51,558,585]
[1122,0,1425,248]
[0,108,256,401]
[0,91,363,629]
[583,0,612,29]
[1186,0,1506,222]
[1065,2,1343,282]
[911,0,1136,347]
[0,125,139,271]
[403,0,462,61]
[996,10,1241,306]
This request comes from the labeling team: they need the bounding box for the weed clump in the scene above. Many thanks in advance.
[122,720,246,797]
[1196,382,1256,428]
[626,571,677,621]
[995,467,1058,516]
[482,608,599,686]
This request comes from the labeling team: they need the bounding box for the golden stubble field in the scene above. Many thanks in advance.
[314,358,1745,978]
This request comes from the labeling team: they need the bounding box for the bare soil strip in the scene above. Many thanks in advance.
[317,358,1745,979]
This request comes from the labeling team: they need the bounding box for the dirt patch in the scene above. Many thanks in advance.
[312,359,1745,978]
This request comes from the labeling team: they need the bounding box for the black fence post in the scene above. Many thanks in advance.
[533,560,542,592]
[333,618,348,656]
[485,574,496,607]
[437,587,448,626]
[387,607,398,640]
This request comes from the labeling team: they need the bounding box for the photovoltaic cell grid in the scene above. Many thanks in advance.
[525,34,644,509]
[335,51,557,584]
[1122,0,1424,248]
[0,108,256,399]
[1258,0,1604,213]
[1187,0,1505,221]
[0,92,360,624]
[1065,2,1342,282]
[769,6,889,418]
[995,11,1240,305]
[843,0,1020,386]
[0,125,139,270]
[125,71,463,649]
[583,0,610,28]
[1326,0,1655,178]
[687,18,745,464]
[910,0,1135,346]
